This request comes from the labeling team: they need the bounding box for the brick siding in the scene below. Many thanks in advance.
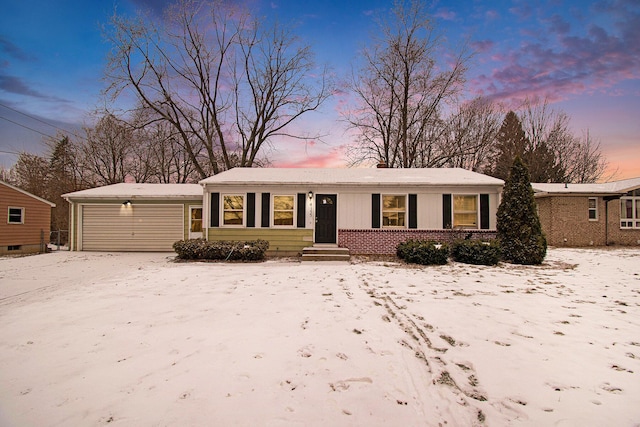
[536,196,640,246]
[338,229,497,255]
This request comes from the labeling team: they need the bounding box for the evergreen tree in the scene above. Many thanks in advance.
[488,111,529,180]
[497,156,547,265]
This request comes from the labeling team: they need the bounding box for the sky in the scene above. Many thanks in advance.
[0,0,638,180]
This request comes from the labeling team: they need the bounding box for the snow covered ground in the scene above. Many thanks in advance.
[0,248,639,426]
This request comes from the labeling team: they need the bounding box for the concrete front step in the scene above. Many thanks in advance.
[301,246,351,261]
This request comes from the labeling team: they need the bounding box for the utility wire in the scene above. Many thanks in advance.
[0,115,53,138]
[0,101,73,135]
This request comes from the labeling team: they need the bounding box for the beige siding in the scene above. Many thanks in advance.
[0,184,52,254]
[81,204,183,251]
[207,228,313,256]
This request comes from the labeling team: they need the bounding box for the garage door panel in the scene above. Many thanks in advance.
[82,204,184,251]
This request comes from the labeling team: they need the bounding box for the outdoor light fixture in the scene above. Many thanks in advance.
[308,191,313,200]
[123,200,132,206]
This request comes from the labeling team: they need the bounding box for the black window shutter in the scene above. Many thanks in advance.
[210,192,220,227]
[372,193,381,228]
[297,193,306,228]
[480,194,490,229]
[442,194,452,229]
[409,194,417,229]
[261,193,270,227]
[246,193,256,228]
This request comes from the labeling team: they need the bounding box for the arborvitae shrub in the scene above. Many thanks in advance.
[396,240,449,265]
[451,239,501,266]
[173,239,269,261]
[496,157,547,265]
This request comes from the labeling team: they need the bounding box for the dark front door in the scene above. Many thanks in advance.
[315,194,337,244]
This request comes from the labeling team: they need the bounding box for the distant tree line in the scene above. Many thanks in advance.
[1,0,609,235]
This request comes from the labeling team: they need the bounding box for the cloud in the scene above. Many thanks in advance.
[471,40,494,54]
[471,4,640,104]
[0,36,36,62]
[435,8,456,21]
[0,74,71,103]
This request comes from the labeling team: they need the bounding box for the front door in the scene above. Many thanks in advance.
[315,194,337,244]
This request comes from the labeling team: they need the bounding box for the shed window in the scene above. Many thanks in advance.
[223,195,244,225]
[588,198,598,221]
[382,195,406,227]
[453,195,477,229]
[8,207,24,224]
[273,195,295,226]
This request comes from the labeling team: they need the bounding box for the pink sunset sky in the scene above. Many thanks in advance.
[1,0,638,180]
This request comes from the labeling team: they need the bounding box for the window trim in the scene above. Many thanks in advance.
[452,194,479,229]
[272,194,296,227]
[189,205,203,234]
[381,194,407,228]
[221,194,245,227]
[620,196,640,229]
[8,207,24,224]
[588,197,598,221]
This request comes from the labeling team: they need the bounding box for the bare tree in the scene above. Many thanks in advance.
[344,0,469,168]
[104,0,331,178]
[520,98,607,183]
[564,130,608,183]
[439,97,501,171]
[81,113,133,185]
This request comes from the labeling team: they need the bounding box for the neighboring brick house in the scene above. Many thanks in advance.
[1,181,56,255]
[532,177,640,247]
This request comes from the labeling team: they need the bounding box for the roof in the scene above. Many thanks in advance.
[0,180,56,207]
[532,177,640,196]
[200,167,504,187]
[63,183,203,200]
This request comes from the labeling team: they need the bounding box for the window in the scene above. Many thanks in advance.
[223,195,244,225]
[588,197,598,221]
[453,195,478,229]
[621,190,640,228]
[190,207,203,232]
[382,195,406,227]
[8,207,24,224]
[273,195,295,226]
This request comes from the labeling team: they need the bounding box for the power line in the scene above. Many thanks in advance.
[0,115,54,139]
[0,101,73,135]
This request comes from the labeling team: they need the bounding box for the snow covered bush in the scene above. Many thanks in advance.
[396,240,449,265]
[451,239,501,266]
[173,239,269,261]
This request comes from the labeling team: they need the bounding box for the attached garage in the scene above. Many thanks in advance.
[81,204,184,251]
[64,183,203,252]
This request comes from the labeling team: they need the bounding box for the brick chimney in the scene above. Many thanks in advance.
[377,160,387,168]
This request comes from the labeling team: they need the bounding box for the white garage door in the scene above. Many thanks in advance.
[81,204,184,251]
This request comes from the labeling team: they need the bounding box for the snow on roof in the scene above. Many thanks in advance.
[63,183,203,200]
[532,177,640,195]
[200,167,504,186]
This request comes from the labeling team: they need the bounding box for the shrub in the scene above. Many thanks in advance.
[173,239,269,261]
[496,156,547,265]
[451,239,501,266]
[396,239,449,265]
